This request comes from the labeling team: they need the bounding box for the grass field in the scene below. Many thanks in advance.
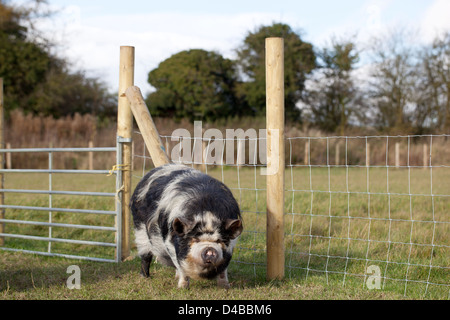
[0,165,448,300]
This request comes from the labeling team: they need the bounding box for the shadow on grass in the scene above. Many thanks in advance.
[0,251,268,294]
[0,251,137,293]
[1,248,447,299]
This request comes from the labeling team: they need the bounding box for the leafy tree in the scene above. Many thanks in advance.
[0,0,116,118]
[302,38,363,134]
[31,66,117,118]
[0,0,52,111]
[146,49,241,121]
[236,23,316,121]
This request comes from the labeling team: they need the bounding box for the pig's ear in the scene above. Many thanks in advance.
[225,219,243,239]
[172,217,192,236]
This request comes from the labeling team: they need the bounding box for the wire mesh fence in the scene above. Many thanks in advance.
[132,130,449,298]
[285,134,449,298]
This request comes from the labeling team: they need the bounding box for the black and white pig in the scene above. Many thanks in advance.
[130,163,243,289]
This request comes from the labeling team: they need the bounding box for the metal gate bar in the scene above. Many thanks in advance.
[0,189,115,197]
[0,169,111,174]
[0,247,115,263]
[0,233,116,247]
[0,219,116,231]
[0,205,116,215]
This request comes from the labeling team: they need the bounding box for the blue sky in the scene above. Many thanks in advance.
[32,0,450,93]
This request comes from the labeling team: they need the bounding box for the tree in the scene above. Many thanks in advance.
[146,49,241,121]
[367,29,417,132]
[31,65,117,118]
[0,0,116,118]
[0,0,52,111]
[417,32,450,132]
[302,37,363,133]
[236,23,316,121]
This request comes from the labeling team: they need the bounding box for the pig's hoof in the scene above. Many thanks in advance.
[218,281,230,289]
[178,277,190,289]
[140,270,151,278]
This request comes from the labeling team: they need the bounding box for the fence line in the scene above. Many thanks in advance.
[132,131,449,298]
[286,134,449,298]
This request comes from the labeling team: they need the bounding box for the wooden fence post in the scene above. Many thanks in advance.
[423,143,428,169]
[125,86,170,167]
[265,37,285,280]
[6,143,11,169]
[335,142,340,166]
[88,140,94,170]
[304,141,309,166]
[117,46,134,261]
[131,140,135,172]
[165,139,171,164]
[395,142,400,168]
[0,78,4,246]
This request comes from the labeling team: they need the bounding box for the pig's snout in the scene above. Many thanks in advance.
[202,247,219,264]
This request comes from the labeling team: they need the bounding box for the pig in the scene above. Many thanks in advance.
[130,163,243,289]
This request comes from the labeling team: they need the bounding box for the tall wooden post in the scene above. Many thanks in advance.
[117,46,134,261]
[0,78,4,246]
[265,38,285,280]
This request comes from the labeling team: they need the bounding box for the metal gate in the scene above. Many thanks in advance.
[0,137,127,262]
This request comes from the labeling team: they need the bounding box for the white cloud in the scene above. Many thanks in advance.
[39,7,298,94]
[35,1,447,97]
[421,0,450,43]
[310,0,393,50]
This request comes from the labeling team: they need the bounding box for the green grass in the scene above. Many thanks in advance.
[0,166,448,300]
[1,250,405,300]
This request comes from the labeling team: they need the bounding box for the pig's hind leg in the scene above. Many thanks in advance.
[140,252,153,278]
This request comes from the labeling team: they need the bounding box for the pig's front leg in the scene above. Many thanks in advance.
[140,252,153,278]
[217,269,230,289]
[175,269,190,289]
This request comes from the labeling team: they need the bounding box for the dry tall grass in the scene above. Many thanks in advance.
[5,111,114,170]
[4,111,449,171]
